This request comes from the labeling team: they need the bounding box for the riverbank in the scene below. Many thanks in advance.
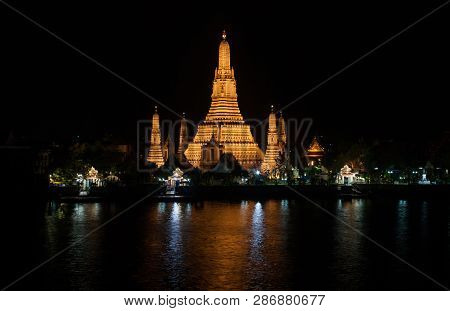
[48,184,450,202]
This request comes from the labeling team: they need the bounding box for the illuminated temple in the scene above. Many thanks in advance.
[261,106,287,173]
[147,106,165,167]
[147,31,289,173]
[306,136,325,166]
[184,31,264,170]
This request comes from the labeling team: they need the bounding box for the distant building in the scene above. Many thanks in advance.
[306,136,325,166]
[336,165,365,185]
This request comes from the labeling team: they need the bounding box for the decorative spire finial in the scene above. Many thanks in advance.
[270,105,274,112]
[182,112,186,118]
[222,30,227,40]
[154,105,158,113]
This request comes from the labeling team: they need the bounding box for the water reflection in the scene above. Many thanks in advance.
[157,202,166,220]
[333,199,365,288]
[396,199,409,255]
[191,202,248,289]
[13,198,446,290]
[279,200,289,233]
[185,203,192,216]
[166,203,183,288]
[73,203,85,221]
[419,201,429,241]
[250,202,264,263]
[42,202,108,289]
[280,199,289,214]
[337,199,364,224]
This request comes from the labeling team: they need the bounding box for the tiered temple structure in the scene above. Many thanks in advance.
[177,113,188,162]
[261,106,287,173]
[306,136,325,166]
[163,136,174,163]
[261,106,280,173]
[147,106,165,167]
[278,111,287,154]
[184,31,263,170]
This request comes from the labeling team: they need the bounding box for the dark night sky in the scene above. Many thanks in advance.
[1,1,449,145]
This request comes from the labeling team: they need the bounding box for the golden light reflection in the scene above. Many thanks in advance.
[142,201,291,289]
[184,202,249,289]
[168,203,182,253]
[250,202,264,261]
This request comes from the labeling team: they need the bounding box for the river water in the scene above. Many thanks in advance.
[1,198,449,290]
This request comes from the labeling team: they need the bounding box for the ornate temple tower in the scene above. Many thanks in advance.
[177,112,188,162]
[261,106,281,173]
[184,31,263,169]
[147,106,164,167]
[278,111,287,155]
[306,136,325,166]
[163,135,174,163]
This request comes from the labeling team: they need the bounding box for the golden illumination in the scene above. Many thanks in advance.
[307,136,324,154]
[261,107,287,174]
[184,32,263,169]
[261,108,279,173]
[177,113,188,162]
[86,166,99,180]
[306,136,324,166]
[147,106,165,167]
[278,111,287,147]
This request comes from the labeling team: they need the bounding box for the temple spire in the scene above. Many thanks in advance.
[147,106,164,167]
[261,106,280,173]
[184,31,263,169]
[177,112,188,162]
[278,110,287,149]
[218,31,231,70]
[204,29,242,122]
